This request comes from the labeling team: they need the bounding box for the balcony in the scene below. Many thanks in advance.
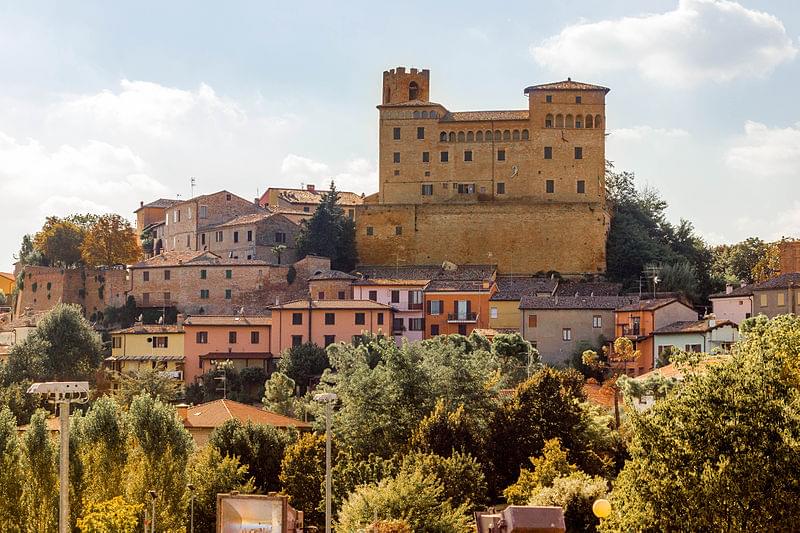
[621,324,641,337]
[407,302,424,311]
[447,312,478,323]
[158,370,184,380]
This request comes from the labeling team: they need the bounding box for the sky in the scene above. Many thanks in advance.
[0,0,799,272]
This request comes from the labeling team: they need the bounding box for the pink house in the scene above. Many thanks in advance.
[183,315,273,384]
[709,284,752,325]
[352,280,426,343]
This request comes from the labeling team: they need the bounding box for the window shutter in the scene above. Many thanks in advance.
[466,300,472,314]
[426,300,431,314]
[164,337,168,348]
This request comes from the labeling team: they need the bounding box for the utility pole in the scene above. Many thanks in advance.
[314,392,338,533]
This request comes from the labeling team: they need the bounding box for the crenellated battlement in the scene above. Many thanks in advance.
[382,66,430,104]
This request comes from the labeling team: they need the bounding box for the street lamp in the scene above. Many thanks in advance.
[187,483,196,533]
[148,490,157,533]
[27,381,89,533]
[593,498,612,521]
[314,392,338,533]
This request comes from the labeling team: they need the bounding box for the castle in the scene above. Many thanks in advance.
[355,67,611,275]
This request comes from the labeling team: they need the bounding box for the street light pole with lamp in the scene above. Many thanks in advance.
[593,498,612,525]
[314,392,338,533]
[187,483,196,533]
[148,490,157,533]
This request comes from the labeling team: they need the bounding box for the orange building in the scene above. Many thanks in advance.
[269,299,394,353]
[613,298,697,376]
[183,315,273,384]
[423,274,496,338]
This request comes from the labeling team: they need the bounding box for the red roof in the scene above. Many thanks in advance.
[182,399,310,429]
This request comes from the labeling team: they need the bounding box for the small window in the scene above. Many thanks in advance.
[142,293,150,305]
[592,315,602,328]
[528,314,537,328]
[251,331,260,344]
[408,318,424,331]
[291,335,303,347]
[464,150,472,162]
[226,193,232,201]
[377,312,384,325]
[275,232,287,243]
[338,291,345,299]
[225,269,232,279]
[201,233,206,246]
[143,271,150,282]
[225,289,232,300]
[200,269,207,279]
[457,183,475,194]
[490,307,498,319]
[439,132,447,142]
[164,270,170,281]
[391,290,400,303]
[759,294,767,307]
[247,230,253,242]
[778,292,786,306]
[215,231,223,242]
[546,180,555,194]
[544,147,552,159]
[324,335,336,347]
[575,147,583,159]
[497,150,505,161]
[430,324,440,336]
[417,127,425,140]
[318,291,325,300]
[366,226,374,236]
[575,96,582,104]
[229,331,237,344]
[303,206,310,212]
[196,331,208,344]
[562,328,572,341]
[163,291,170,302]
[355,312,366,325]
[393,127,401,140]
[112,336,122,349]
[458,131,465,142]
[429,300,442,315]
[440,151,449,162]
[199,205,208,218]
[153,336,169,348]
[325,312,335,325]
[292,312,303,325]
[395,226,402,235]
[497,182,505,194]
[422,184,433,196]
[422,151,430,163]
[368,290,377,301]
[577,180,586,194]
[199,289,210,299]
[546,95,553,103]
[233,231,239,243]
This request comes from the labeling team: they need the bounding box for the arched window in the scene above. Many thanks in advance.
[585,115,594,128]
[521,129,529,140]
[503,130,511,141]
[413,111,420,119]
[449,132,456,142]
[467,131,474,142]
[512,130,520,141]
[440,132,447,142]
[476,131,483,142]
[421,111,429,118]
[494,130,501,140]
[556,114,564,128]
[566,114,574,128]
[575,115,583,128]
[409,82,419,100]
[457,131,465,142]
[595,115,602,129]
[430,111,438,118]
[545,114,554,128]
[486,130,493,141]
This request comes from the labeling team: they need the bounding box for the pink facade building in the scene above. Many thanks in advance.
[352,280,426,343]
[709,284,752,325]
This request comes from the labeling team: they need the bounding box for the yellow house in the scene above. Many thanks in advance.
[105,324,185,386]
[489,276,557,332]
[0,272,15,302]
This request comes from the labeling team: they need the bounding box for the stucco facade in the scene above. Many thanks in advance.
[751,273,800,318]
[709,285,752,324]
[106,324,186,386]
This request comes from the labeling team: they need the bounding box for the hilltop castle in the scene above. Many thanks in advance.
[355,67,611,275]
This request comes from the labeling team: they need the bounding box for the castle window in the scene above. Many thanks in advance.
[577,180,586,193]
[595,115,602,129]
[392,128,401,141]
[497,182,506,194]
[545,114,553,128]
[574,147,583,159]
[486,130,493,141]
[394,170,400,176]
[495,130,501,140]
[395,226,403,235]
[576,115,583,128]
[421,111,429,118]
[233,231,239,243]
[226,194,231,201]
[417,127,425,139]
[546,95,553,103]
[199,205,208,218]
[464,150,473,162]
[457,131,465,143]
[457,183,475,194]
[586,115,594,128]
[497,149,506,161]
[556,114,564,128]
[566,114,574,128]
[503,130,511,141]
[440,151,449,162]
[467,131,474,142]
[430,111,438,118]
[393,152,400,163]
[522,129,529,140]
[440,132,447,142]
[448,132,456,142]
[225,289,232,300]
[366,226,374,236]
[421,184,433,196]
[544,147,552,159]
[476,131,483,142]
[513,130,520,141]
[575,96,582,104]
[546,180,555,193]
[425,171,430,176]
[409,81,419,100]
[413,111,420,119]
[422,151,430,163]
[247,230,252,242]
[143,271,150,282]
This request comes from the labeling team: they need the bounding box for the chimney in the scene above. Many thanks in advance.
[176,313,186,326]
[725,284,733,294]
[254,197,260,206]
[175,403,189,421]
[140,201,144,208]
[708,318,716,328]
[307,184,315,192]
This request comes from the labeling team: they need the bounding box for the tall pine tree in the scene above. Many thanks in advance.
[295,181,358,272]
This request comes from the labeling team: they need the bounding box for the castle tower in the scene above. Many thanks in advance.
[382,67,430,104]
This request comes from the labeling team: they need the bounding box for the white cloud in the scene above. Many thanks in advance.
[280,153,376,194]
[531,0,797,87]
[725,120,800,177]
[280,154,331,178]
[610,126,690,141]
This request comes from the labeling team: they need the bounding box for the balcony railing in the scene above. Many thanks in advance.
[158,370,184,380]
[621,324,641,336]
[447,312,478,323]
[407,302,424,311]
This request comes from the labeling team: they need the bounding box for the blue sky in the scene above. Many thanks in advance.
[1,0,799,271]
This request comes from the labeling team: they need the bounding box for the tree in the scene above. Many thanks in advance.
[21,409,58,532]
[187,445,254,532]
[530,473,607,533]
[76,497,143,533]
[503,438,579,505]
[295,181,358,271]
[491,332,539,384]
[0,381,45,425]
[262,372,299,416]
[271,244,287,265]
[0,407,24,532]
[337,468,472,533]
[78,397,130,507]
[409,400,479,458]
[279,342,330,394]
[653,261,699,301]
[4,303,103,383]
[209,419,294,493]
[603,315,800,531]
[711,237,769,285]
[114,368,181,407]
[81,214,142,267]
[751,241,782,282]
[14,234,46,267]
[33,216,85,266]
[398,451,487,513]
[280,432,326,526]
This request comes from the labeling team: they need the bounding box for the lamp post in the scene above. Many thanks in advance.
[27,382,89,533]
[314,392,338,533]
[148,490,157,533]
[593,498,612,524]
[187,483,195,533]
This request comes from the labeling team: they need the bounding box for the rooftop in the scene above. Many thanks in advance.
[425,279,493,293]
[183,315,271,327]
[616,298,689,312]
[182,399,310,430]
[634,355,729,381]
[131,251,272,268]
[524,79,611,94]
[354,264,496,283]
[490,276,558,301]
[652,319,737,335]
[520,295,639,310]
[135,198,179,211]
[709,284,754,298]
[209,211,280,228]
[112,324,184,335]
[442,110,529,122]
[105,354,185,362]
[308,269,358,281]
[752,272,800,291]
[271,299,394,310]
[555,280,623,297]
[269,187,364,207]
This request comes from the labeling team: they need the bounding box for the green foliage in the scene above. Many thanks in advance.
[101,296,138,329]
[651,260,699,301]
[114,368,181,407]
[76,497,142,533]
[4,303,103,383]
[604,315,800,531]
[33,216,86,266]
[0,407,24,532]
[187,445,254,532]
[278,342,329,393]
[409,400,479,458]
[398,451,487,513]
[330,448,396,517]
[491,332,539,385]
[78,397,130,507]
[503,438,578,505]
[337,468,472,533]
[0,381,45,425]
[295,181,358,271]
[711,236,770,285]
[530,473,607,533]
[14,234,47,267]
[280,432,326,526]
[262,372,299,416]
[617,372,677,402]
[193,363,265,403]
[209,419,294,493]
[21,409,58,532]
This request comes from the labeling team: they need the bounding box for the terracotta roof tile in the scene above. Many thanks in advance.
[271,299,393,310]
[184,315,271,326]
[112,324,184,334]
[524,79,610,93]
[752,272,800,290]
[271,188,364,206]
[135,198,179,211]
[653,319,737,335]
[182,399,310,429]
[425,280,493,292]
[520,295,639,310]
[634,356,729,381]
[491,276,558,301]
[308,270,357,281]
[442,110,529,122]
[616,298,689,312]
[555,281,623,297]
[354,264,495,282]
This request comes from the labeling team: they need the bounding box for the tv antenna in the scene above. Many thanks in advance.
[190,177,196,198]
